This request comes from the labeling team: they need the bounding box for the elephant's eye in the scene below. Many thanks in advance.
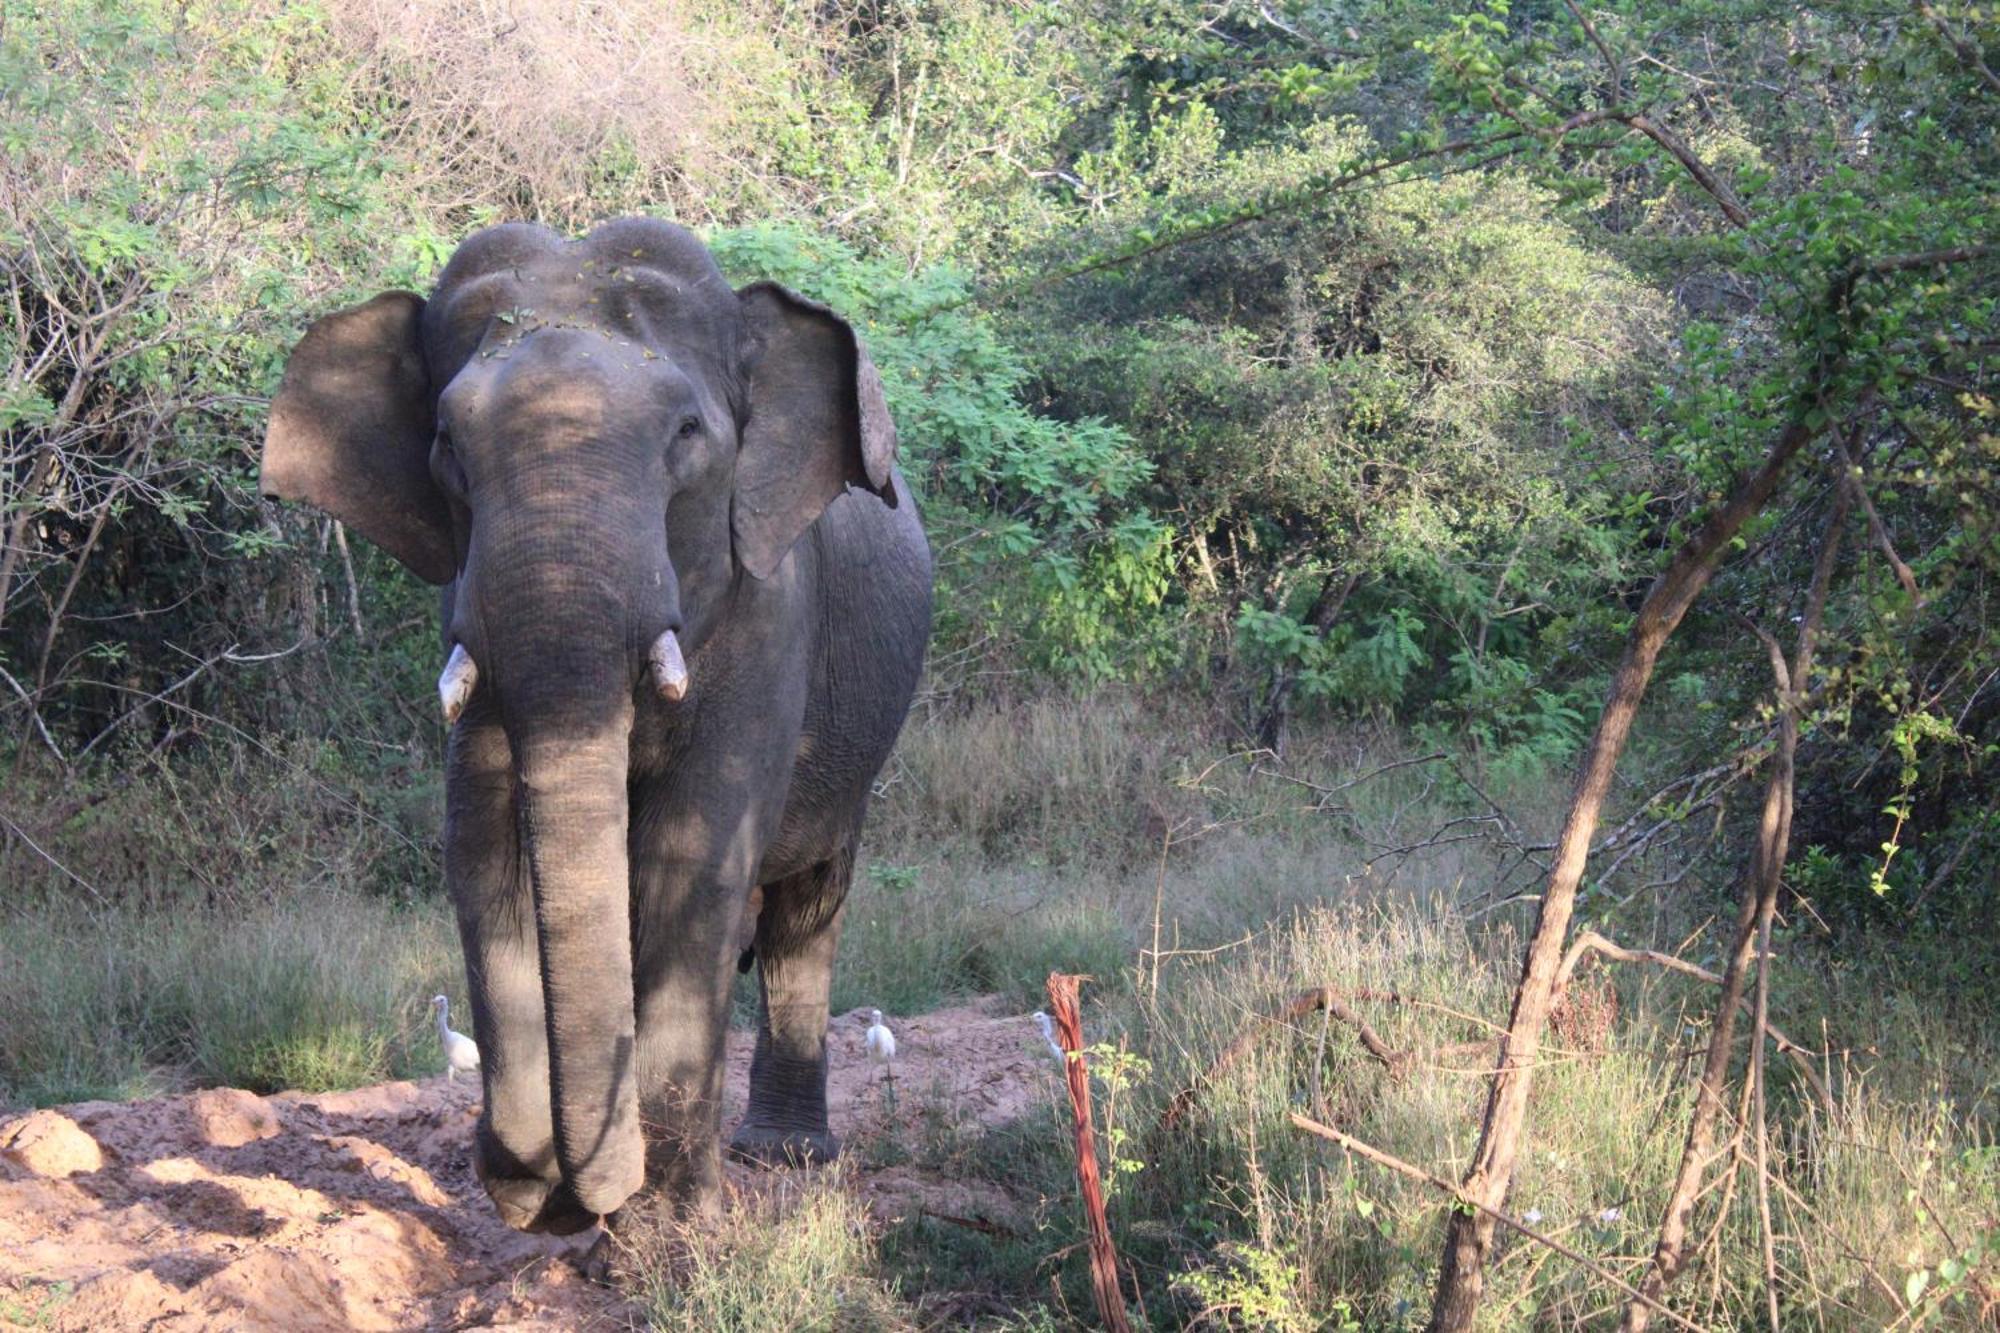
[674,415,701,442]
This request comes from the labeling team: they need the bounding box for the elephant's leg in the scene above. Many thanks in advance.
[729,852,851,1168]
[446,701,593,1233]
[628,852,753,1217]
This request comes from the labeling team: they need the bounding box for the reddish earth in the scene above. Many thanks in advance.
[0,999,1053,1331]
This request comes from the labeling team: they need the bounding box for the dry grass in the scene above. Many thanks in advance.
[327,0,808,228]
[856,894,1999,1328]
[622,1168,909,1331]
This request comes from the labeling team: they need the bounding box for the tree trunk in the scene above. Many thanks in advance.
[1622,489,1846,1328]
[1256,569,1359,758]
[1427,416,1814,1331]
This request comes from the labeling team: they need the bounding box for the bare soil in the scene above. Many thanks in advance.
[0,999,1053,1331]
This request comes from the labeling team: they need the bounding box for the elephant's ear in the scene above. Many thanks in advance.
[260,291,456,585]
[732,283,898,580]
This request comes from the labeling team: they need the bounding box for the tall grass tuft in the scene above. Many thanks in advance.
[627,1171,908,1331]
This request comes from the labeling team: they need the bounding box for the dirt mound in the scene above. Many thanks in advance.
[0,998,1055,1331]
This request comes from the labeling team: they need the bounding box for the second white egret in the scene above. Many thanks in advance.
[432,994,481,1082]
[864,1008,896,1064]
[864,1008,896,1115]
[1032,1010,1065,1063]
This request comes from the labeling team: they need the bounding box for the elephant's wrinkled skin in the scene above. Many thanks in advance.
[259,219,932,1232]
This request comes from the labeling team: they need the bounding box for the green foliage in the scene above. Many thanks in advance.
[1239,603,1431,713]
[1019,141,1667,738]
[1902,1217,1997,1326]
[1177,1242,1344,1333]
[1081,1040,1152,1197]
[12,0,1987,845]
[709,224,1172,678]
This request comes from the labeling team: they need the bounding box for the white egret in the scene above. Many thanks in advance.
[864,1008,896,1114]
[431,994,481,1082]
[864,1008,896,1064]
[1031,1010,1065,1063]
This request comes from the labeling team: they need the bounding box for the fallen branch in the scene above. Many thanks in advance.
[1557,930,1834,1115]
[1290,1113,1707,1333]
[1157,987,1500,1135]
[920,1206,1025,1240]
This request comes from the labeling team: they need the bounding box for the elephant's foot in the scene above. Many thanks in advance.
[726,1122,840,1169]
[480,1169,556,1231]
[474,1134,600,1235]
[575,1190,687,1285]
[479,1170,602,1236]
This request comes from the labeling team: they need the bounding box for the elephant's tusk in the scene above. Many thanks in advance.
[648,629,689,702]
[439,643,479,725]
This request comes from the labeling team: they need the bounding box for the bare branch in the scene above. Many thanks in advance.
[1252,750,1448,810]
[1832,436,1921,603]
[1861,244,1998,273]
[1573,922,1836,1091]
[1623,114,1751,228]
[0,807,108,905]
[1625,495,1847,1328]
[1158,986,1504,1136]
[0,661,66,768]
[333,521,367,638]
[1430,402,1823,1329]
[1559,0,1624,100]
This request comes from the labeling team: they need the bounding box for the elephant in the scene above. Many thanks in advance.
[258,217,932,1233]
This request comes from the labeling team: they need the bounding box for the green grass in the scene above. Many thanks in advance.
[0,1278,74,1330]
[0,891,460,1106]
[834,857,1137,1015]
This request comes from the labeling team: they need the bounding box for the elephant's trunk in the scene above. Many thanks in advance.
[475,534,659,1221]
[512,714,644,1217]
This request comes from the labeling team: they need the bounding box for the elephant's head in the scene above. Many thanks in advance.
[259,219,897,1220]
